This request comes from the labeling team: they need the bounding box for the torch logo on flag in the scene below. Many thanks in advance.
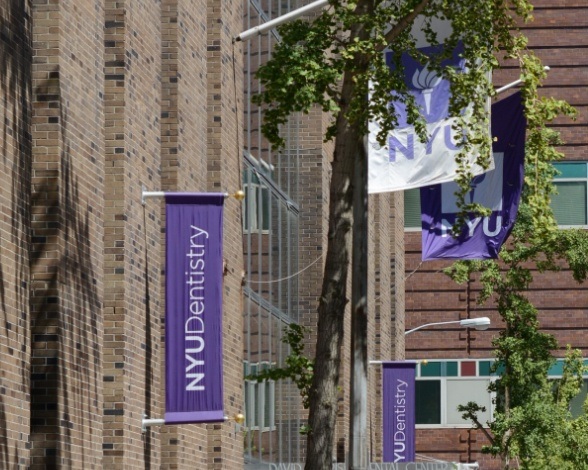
[368,43,492,194]
[412,64,442,116]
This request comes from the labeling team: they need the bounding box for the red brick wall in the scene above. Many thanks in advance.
[406,1,588,359]
[416,428,494,467]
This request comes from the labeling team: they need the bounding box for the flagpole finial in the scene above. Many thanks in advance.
[232,189,246,201]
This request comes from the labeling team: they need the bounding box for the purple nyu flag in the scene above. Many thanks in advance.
[421,92,526,260]
[382,362,416,463]
[165,193,225,424]
[368,43,491,193]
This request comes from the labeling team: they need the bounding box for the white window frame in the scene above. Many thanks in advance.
[242,154,273,234]
[403,187,422,231]
[416,376,495,429]
[243,180,271,234]
[414,358,588,429]
[552,162,588,228]
[415,358,498,429]
[244,361,276,431]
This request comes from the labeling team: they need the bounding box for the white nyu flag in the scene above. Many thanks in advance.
[368,45,492,194]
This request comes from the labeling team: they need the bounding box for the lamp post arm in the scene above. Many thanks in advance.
[405,320,461,336]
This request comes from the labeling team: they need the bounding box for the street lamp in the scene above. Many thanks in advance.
[405,317,491,336]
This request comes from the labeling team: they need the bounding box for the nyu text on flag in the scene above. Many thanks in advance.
[420,92,526,260]
[368,43,492,194]
[165,193,225,424]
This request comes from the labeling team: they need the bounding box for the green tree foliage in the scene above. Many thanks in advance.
[253,0,588,467]
[458,348,588,469]
[446,58,588,468]
[246,324,314,411]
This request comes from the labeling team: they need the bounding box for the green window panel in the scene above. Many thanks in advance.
[548,360,564,377]
[420,361,441,377]
[404,188,421,229]
[479,361,493,376]
[551,162,588,226]
[553,162,587,179]
[416,380,441,425]
[551,181,587,226]
[445,361,458,377]
[419,361,464,377]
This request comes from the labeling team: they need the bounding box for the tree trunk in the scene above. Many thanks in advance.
[304,80,360,470]
[304,2,371,467]
[349,130,369,469]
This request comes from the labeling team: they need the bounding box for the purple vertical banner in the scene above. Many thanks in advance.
[382,361,416,463]
[164,193,225,424]
[421,92,526,260]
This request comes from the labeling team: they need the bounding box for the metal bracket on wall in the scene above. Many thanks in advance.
[141,186,243,206]
[142,413,165,433]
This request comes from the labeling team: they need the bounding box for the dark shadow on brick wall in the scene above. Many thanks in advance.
[29,73,101,468]
[142,208,154,467]
[0,0,32,467]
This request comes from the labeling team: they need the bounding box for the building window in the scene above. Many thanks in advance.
[416,360,495,427]
[570,379,588,418]
[405,162,588,229]
[416,380,441,424]
[243,159,272,233]
[244,361,276,431]
[552,162,588,227]
[404,188,421,230]
[416,377,493,427]
[415,358,588,427]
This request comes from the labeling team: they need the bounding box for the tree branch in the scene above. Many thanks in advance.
[380,0,431,50]
[471,416,495,446]
[460,402,496,446]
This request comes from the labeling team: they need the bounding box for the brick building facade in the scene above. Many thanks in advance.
[4,0,583,468]
[1,0,404,468]
[405,2,588,468]
[2,0,245,468]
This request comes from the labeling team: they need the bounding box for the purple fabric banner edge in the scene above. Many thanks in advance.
[165,411,226,425]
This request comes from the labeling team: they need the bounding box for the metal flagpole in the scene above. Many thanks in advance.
[495,66,550,95]
[234,0,328,42]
